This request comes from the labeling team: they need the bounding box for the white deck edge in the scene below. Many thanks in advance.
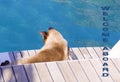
[109,40,120,58]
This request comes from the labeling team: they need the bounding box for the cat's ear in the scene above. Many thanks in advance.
[40,31,48,43]
[40,31,48,37]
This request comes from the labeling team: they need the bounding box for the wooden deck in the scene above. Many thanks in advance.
[0,47,120,82]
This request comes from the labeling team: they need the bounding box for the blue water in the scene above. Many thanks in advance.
[0,0,120,52]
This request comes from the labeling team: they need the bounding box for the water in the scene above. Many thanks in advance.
[0,0,120,52]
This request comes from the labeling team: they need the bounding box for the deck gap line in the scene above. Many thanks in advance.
[26,50,30,56]
[0,67,5,82]
[56,62,66,82]
[99,59,114,81]
[110,59,120,74]
[45,63,54,82]
[85,48,93,59]
[8,52,14,63]
[22,65,30,82]
[78,61,90,82]
[11,66,18,82]
[12,52,16,61]
[34,64,42,82]
[78,48,85,59]
[19,51,23,58]
[107,59,120,81]
[70,48,78,60]
[93,47,114,81]
[34,50,37,54]
[27,50,42,81]
[67,61,79,82]
[89,60,102,82]
[68,48,74,60]
[93,48,101,58]
[95,47,115,81]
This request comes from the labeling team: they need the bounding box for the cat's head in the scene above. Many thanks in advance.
[40,27,64,44]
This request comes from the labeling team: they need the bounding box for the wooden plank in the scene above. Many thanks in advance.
[79,47,92,59]
[69,48,78,60]
[68,48,73,60]
[68,60,89,82]
[15,50,41,81]
[79,60,101,82]
[107,59,120,81]
[46,62,65,82]
[20,50,29,58]
[35,50,40,54]
[1,66,16,82]
[27,50,36,56]
[35,63,53,82]
[57,61,77,82]
[93,47,103,58]
[90,59,113,82]
[86,47,100,59]
[9,52,15,62]
[111,58,120,73]
[12,65,28,82]
[24,64,41,82]
[13,51,22,60]
[0,68,4,82]
[71,48,84,59]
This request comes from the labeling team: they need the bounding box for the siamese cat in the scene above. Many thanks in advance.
[1,27,69,65]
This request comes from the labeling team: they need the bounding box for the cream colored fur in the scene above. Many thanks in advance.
[12,27,69,65]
